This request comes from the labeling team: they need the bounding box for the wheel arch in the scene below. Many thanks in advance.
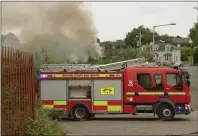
[70,103,90,114]
[154,98,176,115]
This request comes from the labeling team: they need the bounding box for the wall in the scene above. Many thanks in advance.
[155,49,181,64]
[155,51,164,63]
[172,49,181,63]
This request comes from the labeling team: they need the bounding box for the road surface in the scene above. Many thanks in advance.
[61,87,198,135]
[185,66,198,110]
[185,66,198,89]
[60,66,198,135]
[60,111,198,135]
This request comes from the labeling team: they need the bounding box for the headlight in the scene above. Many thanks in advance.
[40,74,47,78]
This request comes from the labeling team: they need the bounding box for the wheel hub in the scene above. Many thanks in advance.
[163,109,171,117]
[75,108,85,119]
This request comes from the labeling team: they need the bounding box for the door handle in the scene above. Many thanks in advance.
[165,88,170,90]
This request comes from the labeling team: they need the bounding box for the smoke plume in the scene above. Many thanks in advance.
[2,2,102,63]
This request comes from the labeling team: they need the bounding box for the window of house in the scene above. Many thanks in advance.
[165,56,168,61]
[166,73,182,89]
[137,73,153,90]
[154,74,163,88]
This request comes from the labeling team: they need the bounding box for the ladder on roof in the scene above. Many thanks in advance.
[40,58,147,72]
[91,58,146,70]
[40,64,95,71]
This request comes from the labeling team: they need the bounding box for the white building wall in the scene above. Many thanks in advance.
[155,50,181,64]
[172,50,181,63]
[154,51,164,63]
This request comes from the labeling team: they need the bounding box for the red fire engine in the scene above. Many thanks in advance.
[39,58,192,121]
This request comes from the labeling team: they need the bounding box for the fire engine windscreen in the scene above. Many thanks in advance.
[2,2,102,63]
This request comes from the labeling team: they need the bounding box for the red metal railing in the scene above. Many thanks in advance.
[1,46,36,135]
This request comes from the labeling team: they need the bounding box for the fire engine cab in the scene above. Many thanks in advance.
[39,58,192,121]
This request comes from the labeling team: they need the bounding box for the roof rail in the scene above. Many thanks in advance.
[40,58,146,72]
[40,64,96,72]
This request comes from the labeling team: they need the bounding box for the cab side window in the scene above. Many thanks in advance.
[166,73,182,89]
[137,73,153,90]
[154,74,163,89]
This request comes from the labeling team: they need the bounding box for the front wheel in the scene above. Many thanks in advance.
[157,104,175,121]
[71,105,89,120]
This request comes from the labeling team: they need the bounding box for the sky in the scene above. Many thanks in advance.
[84,2,198,42]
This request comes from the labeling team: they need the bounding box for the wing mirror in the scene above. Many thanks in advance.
[186,80,190,87]
[186,75,190,79]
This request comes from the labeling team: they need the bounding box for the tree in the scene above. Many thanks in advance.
[189,23,198,47]
[124,25,160,48]
[159,34,174,43]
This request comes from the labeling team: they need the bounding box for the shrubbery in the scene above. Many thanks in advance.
[88,47,154,64]
[26,105,68,136]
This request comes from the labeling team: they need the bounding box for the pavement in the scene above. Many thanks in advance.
[60,66,198,135]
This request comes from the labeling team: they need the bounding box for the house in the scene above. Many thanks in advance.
[141,43,181,64]
[172,37,193,47]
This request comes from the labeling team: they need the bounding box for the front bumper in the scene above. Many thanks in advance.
[175,104,192,115]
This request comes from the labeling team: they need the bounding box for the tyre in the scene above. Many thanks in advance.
[157,104,175,121]
[71,105,89,120]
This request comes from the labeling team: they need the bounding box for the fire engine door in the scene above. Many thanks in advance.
[152,73,165,96]
[164,72,186,102]
[132,72,158,103]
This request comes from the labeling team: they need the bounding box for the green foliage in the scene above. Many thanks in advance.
[181,47,193,61]
[88,47,154,64]
[194,47,198,53]
[26,105,68,136]
[124,25,175,48]
[189,23,198,47]
[124,25,158,48]
[160,34,174,43]
[181,46,193,56]
[48,110,67,120]
[141,51,154,62]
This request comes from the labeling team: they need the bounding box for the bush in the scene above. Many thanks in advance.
[141,51,154,62]
[48,110,68,120]
[26,105,68,136]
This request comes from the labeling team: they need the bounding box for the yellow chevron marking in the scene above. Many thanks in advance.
[94,101,108,106]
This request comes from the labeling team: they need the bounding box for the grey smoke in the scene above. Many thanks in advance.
[2,2,102,63]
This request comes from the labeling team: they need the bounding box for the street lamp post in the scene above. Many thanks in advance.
[152,23,176,48]
[194,1,198,24]
[152,23,176,63]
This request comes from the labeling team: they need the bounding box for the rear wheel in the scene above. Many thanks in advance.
[157,104,175,121]
[71,105,89,120]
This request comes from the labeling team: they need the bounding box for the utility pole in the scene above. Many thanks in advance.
[139,31,142,47]
[152,26,156,51]
[136,31,142,47]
